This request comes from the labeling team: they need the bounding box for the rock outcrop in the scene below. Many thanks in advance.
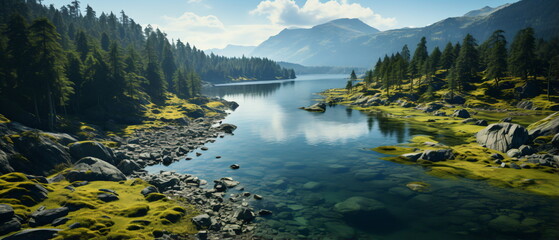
[476,123,529,152]
[528,112,559,137]
[69,141,116,165]
[63,157,126,182]
[300,103,326,112]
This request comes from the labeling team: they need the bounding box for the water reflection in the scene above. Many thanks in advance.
[149,75,559,240]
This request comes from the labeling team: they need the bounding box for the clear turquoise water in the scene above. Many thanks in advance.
[147,74,559,240]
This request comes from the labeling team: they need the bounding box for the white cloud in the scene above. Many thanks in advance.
[250,0,396,29]
[160,12,283,50]
[187,0,203,3]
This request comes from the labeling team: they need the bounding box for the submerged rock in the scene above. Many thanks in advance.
[476,123,529,152]
[406,182,430,192]
[334,196,386,216]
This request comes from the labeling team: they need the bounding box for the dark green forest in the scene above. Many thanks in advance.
[0,0,295,130]
[361,28,559,102]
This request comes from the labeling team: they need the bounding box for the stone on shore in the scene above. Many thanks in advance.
[69,141,116,165]
[63,157,126,182]
[300,102,326,112]
[476,123,529,152]
[418,149,454,162]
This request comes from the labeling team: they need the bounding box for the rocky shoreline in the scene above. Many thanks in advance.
[0,98,270,239]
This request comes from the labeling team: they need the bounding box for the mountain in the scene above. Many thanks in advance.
[251,18,380,67]
[463,4,510,17]
[251,0,559,67]
[277,62,365,75]
[205,44,256,58]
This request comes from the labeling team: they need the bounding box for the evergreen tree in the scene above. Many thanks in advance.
[508,27,536,81]
[161,42,177,92]
[101,32,110,51]
[345,80,353,92]
[440,42,455,69]
[5,14,31,96]
[108,42,125,100]
[75,30,89,60]
[401,44,410,63]
[411,37,428,75]
[29,18,73,129]
[350,70,357,80]
[364,70,374,86]
[485,30,507,86]
[65,52,83,112]
[453,34,479,91]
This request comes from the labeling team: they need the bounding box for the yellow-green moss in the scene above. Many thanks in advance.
[0,174,200,239]
[372,146,415,155]
[145,193,167,202]
[0,114,10,124]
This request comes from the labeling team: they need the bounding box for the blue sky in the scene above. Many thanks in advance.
[43,0,518,50]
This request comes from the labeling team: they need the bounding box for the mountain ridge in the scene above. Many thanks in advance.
[250,0,559,67]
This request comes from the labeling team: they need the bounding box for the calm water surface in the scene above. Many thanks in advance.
[148,74,559,240]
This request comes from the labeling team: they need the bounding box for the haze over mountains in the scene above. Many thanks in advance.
[208,0,558,68]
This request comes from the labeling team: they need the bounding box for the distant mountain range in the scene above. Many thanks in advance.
[205,45,256,58]
[209,0,559,68]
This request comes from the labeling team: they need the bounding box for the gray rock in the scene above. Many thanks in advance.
[433,111,446,116]
[475,120,488,126]
[0,150,14,174]
[192,214,212,229]
[462,118,478,124]
[300,102,326,112]
[491,153,504,160]
[518,145,535,156]
[140,186,159,196]
[416,102,444,113]
[69,141,116,165]
[162,155,173,165]
[528,112,559,137]
[117,160,141,175]
[10,131,72,176]
[524,154,559,167]
[258,209,273,216]
[501,117,513,123]
[0,219,21,236]
[222,224,242,236]
[452,109,471,118]
[51,217,69,226]
[63,157,126,182]
[552,133,559,147]
[516,100,534,110]
[218,123,237,133]
[97,193,119,202]
[401,152,422,161]
[149,176,180,191]
[234,207,256,222]
[2,228,61,240]
[29,207,69,227]
[42,132,78,146]
[476,123,529,152]
[0,204,15,220]
[507,149,521,158]
[419,149,454,162]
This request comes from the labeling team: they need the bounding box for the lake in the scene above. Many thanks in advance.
[147,74,559,239]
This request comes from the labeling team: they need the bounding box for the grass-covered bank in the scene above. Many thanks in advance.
[320,83,559,197]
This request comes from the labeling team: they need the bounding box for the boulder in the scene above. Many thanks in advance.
[506,149,521,158]
[516,100,534,110]
[462,118,478,124]
[63,157,126,182]
[2,228,61,240]
[141,186,159,196]
[117,160,141,175]
[418,149,454,162]
[0,219,21,236]
[528,112,559,137]
[518,145,535,156]
[192,214,212,229]
[0,150,14,174]
[97,193,119,202]
[300,102,326,112]
[524,154,559,167]
[42,132,77,146]
[10,132,72,176]
[0,204,15,220]
[475,120,488,126]
[29,207,69,227]
[476,123,530,152]
[401,152,423,161]
[452,109,470,118]
[552,133,559,147]
[69,141,116,165]
[148,175,180,191]
[217,123,237,134]
[234,207,256,222]
[415,102,444,113]
[444,94,466,104]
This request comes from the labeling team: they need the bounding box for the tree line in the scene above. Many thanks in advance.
[358,27,559,101]
[0,0,295,130]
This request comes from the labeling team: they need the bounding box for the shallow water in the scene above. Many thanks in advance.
[147,74,559,239]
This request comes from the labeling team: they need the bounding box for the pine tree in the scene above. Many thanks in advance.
[508,27,536,81]
[5,14,32,97]
[101,32,110,51]
[485,30,507,87]
[75,30,89,60]
[364,70,374,86]
[401,44,410,63]
[411,37,428,76]
[440,42,455,70]
[161,43,177,92]
[453,34,479,92]
[29,18,73,129]
[350,70,357,80]
[108,42,125,100]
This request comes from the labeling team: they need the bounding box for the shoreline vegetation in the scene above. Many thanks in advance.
[309,27,559,197]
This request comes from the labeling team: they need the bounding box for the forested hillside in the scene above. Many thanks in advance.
[355,28,559,108]
[0,0,294,130]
